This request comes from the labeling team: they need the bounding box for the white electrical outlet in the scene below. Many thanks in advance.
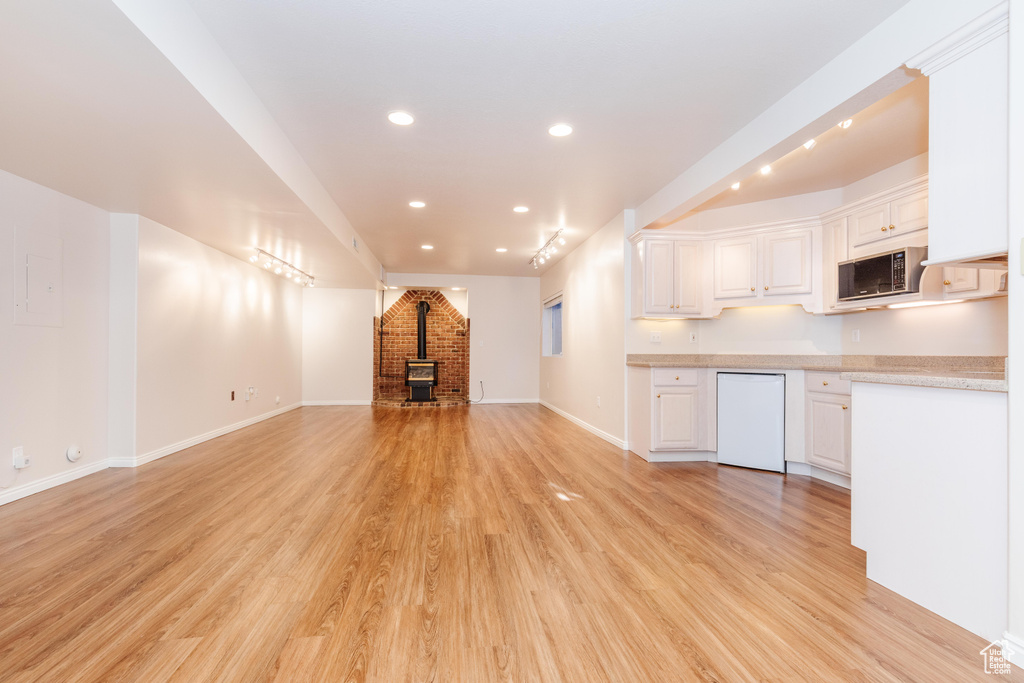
[650,332,662,343]
[596,396,601,407]
[852,329,861,342]
[13,447,30,469]
[689,332,697,344]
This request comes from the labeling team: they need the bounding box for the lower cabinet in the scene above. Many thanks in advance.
[628,366,708,461]
[804,372,851,475]
[653,386,700,450]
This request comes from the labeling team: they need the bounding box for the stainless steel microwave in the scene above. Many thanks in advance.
[837,247,928,301]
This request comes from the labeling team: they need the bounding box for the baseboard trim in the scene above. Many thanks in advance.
[117,403,303,468]
[475,398,539,404]
[785,461,851,489]
[538,401,626,449]
[0,460,109,507]
[302,400,372,406]
[1003,631,1023,665]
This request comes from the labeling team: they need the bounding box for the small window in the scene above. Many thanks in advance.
[543,294,563,357]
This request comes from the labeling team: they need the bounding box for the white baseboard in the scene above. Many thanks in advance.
[1004,631,1024,665]
[538,401,626,449]
[115,403,302,468]
[475,398,539,404]
[302,400,372,406]
[0,460,109,507]
[642,450,715,463]
[785,461,851,489]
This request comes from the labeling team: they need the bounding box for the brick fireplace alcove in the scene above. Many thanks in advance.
[373,290,469,406]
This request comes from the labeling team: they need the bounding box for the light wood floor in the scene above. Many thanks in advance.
[0,405,1017,682]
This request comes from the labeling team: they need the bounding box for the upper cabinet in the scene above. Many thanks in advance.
[713,229,812,301]
[905,7,1008,265]
[849,189,928,254]
[712,236,757,300]
[630,221,819,319]
[633,239,703,318]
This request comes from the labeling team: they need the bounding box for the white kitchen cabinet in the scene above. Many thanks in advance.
[942,267,979,294]
[636,238,702,317]
[849,189,928,250]
[627,366,710,461]
[763,230,812,296]
[714,229,812,301]
[942,267,1008,301]
[653,387,700,450]
[804,372,851,476]
[712,236,757,300]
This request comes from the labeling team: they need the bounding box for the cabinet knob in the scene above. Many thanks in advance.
[888,224,895,230]
[943,280,951,286]
[881,226,888,232]
[764,286,769,291]
[657,394,661,398]
[750,287,755,291]
[842,405,848,410]
[823,381,829,386]
[675,376,679,380]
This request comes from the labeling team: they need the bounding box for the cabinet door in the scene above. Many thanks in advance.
[849,202,892,248]
[644,240,675,315]
[942,267,980,294]
[889,189,928,238]
[713,236,758,300]
[763,229,812,296]
[673,241,702,314]
[806,393,851,475]
[653,387,700,450]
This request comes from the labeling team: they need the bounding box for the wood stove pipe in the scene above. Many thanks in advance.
[416,300,430,359]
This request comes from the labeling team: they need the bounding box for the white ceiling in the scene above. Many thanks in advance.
[687,76,930,215]
[1,0,916,282]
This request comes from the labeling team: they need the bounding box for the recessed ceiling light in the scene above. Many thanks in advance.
[421,244,433,250]
[409,201,426,208]
[838,119,853,129]
[760,165,772,175]
[803,139,817,150]
[513,206,529,213]
[496,247,508,253]
[731,182,741,190]
[388,111,414,126]
[548,123,573,137]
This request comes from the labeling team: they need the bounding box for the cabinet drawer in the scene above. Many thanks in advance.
[653,368,701,386]
[805,372,850,395]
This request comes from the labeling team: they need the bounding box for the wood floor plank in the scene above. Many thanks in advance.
[0,404,1018,682]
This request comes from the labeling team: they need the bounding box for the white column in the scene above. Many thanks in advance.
[1006,0,1024,662]
[107,214,138,466]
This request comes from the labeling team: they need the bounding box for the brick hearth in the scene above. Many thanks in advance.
[374,290,469,403]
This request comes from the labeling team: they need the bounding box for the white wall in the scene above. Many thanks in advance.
[0,170,110,504]
[386,273,540,402]
[700,306,842,355]
[135,217,303,459]
[539,213,627,446]
[840,298,1008,356]
[302,287,375,404]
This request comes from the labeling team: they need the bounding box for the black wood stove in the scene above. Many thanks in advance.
[405,300,438,401]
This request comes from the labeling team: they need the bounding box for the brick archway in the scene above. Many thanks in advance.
[373,290,469,403]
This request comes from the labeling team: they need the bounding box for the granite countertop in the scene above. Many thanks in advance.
[625,354,1007,392]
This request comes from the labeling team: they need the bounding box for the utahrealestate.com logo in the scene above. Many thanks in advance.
[980,639,1015,675]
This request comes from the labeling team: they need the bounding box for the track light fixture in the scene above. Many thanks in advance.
[529,229,565,269]
[250,248,315,287]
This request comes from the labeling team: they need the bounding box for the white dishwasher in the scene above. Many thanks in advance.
[717,372,786,473]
